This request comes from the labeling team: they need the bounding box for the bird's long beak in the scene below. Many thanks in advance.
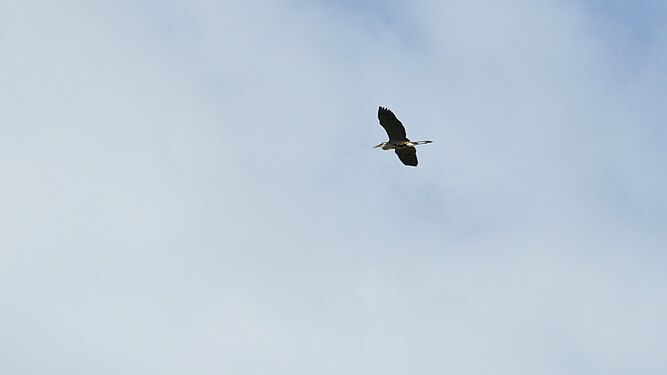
[373,143,383,149]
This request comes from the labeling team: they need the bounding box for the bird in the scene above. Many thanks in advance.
[374,106,432,166]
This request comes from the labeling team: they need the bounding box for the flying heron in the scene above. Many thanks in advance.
[374,106,432,166]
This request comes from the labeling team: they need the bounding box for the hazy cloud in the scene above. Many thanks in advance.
[1,1,666,374]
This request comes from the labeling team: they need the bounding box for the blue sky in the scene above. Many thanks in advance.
[1,0,666,373]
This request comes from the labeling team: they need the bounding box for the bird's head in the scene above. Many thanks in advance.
[373,142,386,149]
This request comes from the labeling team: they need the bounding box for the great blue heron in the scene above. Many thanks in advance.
[374,106,432,167]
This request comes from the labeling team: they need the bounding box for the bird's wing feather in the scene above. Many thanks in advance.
[395,147,418,166]
[378,107,408,141]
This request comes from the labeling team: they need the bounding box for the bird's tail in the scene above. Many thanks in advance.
[414,140,433,145]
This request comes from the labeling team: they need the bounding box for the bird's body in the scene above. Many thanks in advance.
[374,106,432,166]
[375,140,431,150]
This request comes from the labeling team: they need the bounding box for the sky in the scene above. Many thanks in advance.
[1,0,666,373]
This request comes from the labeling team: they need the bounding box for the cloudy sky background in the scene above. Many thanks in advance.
[2,0,666,373]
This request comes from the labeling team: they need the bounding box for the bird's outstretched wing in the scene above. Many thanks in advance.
[395,147,418,166]
[378,106,408,141]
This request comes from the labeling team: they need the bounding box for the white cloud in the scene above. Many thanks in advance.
[1,1,666,374]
